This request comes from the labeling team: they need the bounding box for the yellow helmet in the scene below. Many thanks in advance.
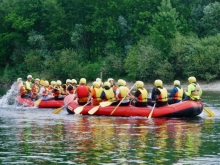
[188,76,196,83]
[79,78,86,84]
[44,80,49,87]
[136,81,144,88]
[174,80,180,86]
[117,79,124,86]
[72,79,77,84]
[154,79,163,87]
[104,81,110,87]
[122,80,126,86]
[57,80,62,86]
[51,81,56,85]
[93,81,100,88]
[66,79,71,84]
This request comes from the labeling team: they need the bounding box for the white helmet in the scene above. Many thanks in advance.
[66,79,72,83]
[27,75,32,79]
[57,80,62,86]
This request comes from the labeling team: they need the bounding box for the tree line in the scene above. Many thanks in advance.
[0,0,220,85]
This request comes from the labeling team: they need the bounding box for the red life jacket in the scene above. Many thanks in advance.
[77,85,89,98]
[20,86,27,96]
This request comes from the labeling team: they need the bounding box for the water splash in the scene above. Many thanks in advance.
[0,82,18,107]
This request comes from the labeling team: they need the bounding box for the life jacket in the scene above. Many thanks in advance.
[137,88,148,102]
[42,87,49,96]
[53,86,62,97]
[190,83,201,100]
[20,85,27,96]
[157,87,168,102]
[25,81,32,91]
[104,88,115,102]
[77,85,89,98]
[92,87,103,105]
[31,83,40,98]
[172,87,183,100]
[118,86,129,100]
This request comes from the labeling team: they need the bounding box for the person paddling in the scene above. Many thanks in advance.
[183,76,202,101]
[151,79,168,107]
[25,75,33,97]
[130,81,148,107]
[168,80,184,104]
[31,78,40,101]
[87,81,103,105]
[75,78,91,105]
[100,81,117,105]
[115,79,130,106]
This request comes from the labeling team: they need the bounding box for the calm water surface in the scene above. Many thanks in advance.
[0,85,220,165]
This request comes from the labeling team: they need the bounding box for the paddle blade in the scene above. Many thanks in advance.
[74,106,84,114]
[52,106,64,114]
[88,106,100,115]
[100,101,112,107]
[34,98,42,107]
[204,107,215,117]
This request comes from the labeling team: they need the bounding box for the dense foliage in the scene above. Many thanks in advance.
[0,0,220,84]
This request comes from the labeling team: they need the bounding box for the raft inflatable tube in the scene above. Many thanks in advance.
[16,96,64,108]
[16,96,34,107]
[38,99,64,108]
[66,101,203,118]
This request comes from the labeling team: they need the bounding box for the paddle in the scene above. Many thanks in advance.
[52,94,75,114]
[34,98,42,107]
[88,101,113,115]
[74,101,91,114]
[110,83,136,116]
[148,103,156,119]
[204,107,215,117]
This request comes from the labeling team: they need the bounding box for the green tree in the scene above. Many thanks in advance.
[124,37,173,81]
[150,0,179,56]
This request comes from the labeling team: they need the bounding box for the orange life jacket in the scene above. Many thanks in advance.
[137,88,148,102]
[172,87,183,100]
[157,88,168,102]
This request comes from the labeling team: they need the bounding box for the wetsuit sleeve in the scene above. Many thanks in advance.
[168,87,177,98]
[134,90,141,97]
[100,91,105,100]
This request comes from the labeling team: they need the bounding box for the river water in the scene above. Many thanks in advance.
[0,83,220,164]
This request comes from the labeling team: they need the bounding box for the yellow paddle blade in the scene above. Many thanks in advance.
[74,106,84,114]
[100,101,112,107]
[34,98,42,107]
[204,107,215,117]
[52,106,64,114]
[88,106,100,115]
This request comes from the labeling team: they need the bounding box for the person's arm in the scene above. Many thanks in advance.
[151,87,156,100]
[100,91,105,100]
[168,87,177,98]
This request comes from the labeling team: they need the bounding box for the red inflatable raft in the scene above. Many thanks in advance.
[66,101,203,118]
[16,96,64,108]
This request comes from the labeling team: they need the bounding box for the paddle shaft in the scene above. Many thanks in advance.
[148,103,156,119]
[110,83,136,115]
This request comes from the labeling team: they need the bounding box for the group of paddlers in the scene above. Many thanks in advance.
[16,75,202,107]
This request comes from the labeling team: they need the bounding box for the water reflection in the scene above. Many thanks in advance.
[0,89,220,164]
